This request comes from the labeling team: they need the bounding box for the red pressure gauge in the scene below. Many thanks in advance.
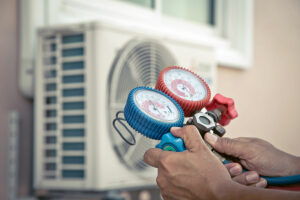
[156,66,211,116]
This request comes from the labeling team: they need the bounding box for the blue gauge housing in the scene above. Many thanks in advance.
[124,87,184,140]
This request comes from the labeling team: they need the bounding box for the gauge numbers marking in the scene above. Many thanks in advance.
[163,69,207,101]
[134,90,180,123]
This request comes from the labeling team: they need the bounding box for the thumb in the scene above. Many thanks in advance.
[144,148,163,168]
[204,134,245,158]
[171,125,206,152]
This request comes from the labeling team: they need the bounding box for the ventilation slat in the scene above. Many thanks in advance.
[62,34,84,44]
[63,115,85,124]
[63,88,84,97]
[44,56,57,65]
[44,69,57,78]
[62,75,84,84]
[45,110,57,117]
[62,48,84,57]
[63,129,85,137]
[51,43,56,51]
[45,96,57,105]
[45,136,57,144]
[45,149,56,157]
[45,163,56,171]
[63,102,85,110]
[62,61,84,71]
[62,170,84,178]
[63,142,85,151]
[45,123,57,131]
[62,156,85,164]
[45,83,57,91]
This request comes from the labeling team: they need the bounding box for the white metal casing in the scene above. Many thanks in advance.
[34,21,217,191]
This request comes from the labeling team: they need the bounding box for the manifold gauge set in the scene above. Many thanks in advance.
[113,66,300,186]
[113,66,236,152]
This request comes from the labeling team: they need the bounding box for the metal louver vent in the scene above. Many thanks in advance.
[42,32,86,181]
[108,39,176,172]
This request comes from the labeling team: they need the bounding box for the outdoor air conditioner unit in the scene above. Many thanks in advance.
[34,20,216,191]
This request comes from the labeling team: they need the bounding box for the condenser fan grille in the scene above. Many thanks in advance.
[113,40,176,104]
[108,39,176,172]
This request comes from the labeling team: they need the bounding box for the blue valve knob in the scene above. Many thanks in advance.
[156,132,186,152]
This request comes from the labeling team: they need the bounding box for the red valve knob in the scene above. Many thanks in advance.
[205,94,238,126]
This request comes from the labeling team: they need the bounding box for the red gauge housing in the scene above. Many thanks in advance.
[155,66,211,117]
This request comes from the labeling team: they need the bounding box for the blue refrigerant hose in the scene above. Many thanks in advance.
[222,160,300,186]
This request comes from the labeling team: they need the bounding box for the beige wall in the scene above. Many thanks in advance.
[219,0,300,155]
[0,0,299,199]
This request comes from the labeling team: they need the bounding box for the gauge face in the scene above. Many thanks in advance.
[133,89,180,123]
[163,69,207,101]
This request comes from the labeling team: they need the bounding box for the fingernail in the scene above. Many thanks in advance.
[171,127,181,131]
[255,179,267,188]
[204,133,218,145]
[229,165,241,176]
[246,173,259,183]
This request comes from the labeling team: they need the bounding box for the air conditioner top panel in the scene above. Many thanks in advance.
[37,19,224,50]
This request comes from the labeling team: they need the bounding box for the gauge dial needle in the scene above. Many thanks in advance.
[182,85,193,98]
[167,106,172,113]
[149,100,162,116]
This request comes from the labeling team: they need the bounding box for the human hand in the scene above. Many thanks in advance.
[144,126,235,200]
[204,134,300,177]
[224,162,266,188]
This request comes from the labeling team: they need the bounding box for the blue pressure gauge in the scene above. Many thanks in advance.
[124,87,184,140]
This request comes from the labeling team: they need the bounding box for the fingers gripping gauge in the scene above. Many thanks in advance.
[124,87,184,140]
[156,66,211,117]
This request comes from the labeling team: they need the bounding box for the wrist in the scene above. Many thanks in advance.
[287,155,300,176]
[213,180,241,200]
[218,182,268,200]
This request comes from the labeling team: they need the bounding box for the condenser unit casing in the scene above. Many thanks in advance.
[34,21,216,191]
